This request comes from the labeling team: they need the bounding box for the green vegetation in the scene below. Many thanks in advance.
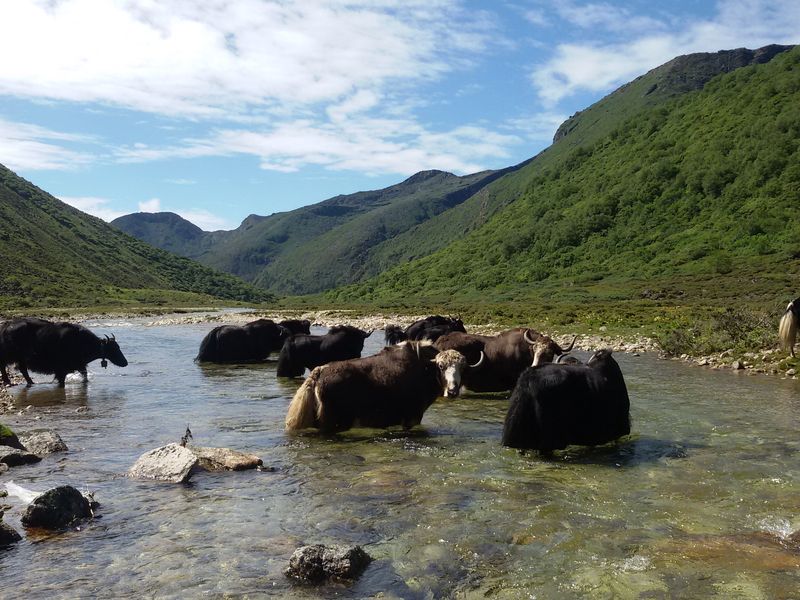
[316,47,800,352]
[0,165,274,310]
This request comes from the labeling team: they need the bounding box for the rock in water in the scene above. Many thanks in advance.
[0,521,22,545]
[0,445,42,467]
[128,443,199,483]
[0,424,25,450]
[18,430,68,456]
[21,486,92,530]
[189,446,263,471]
[285,544,373,583]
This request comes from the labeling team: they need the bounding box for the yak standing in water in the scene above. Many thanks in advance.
[502,349,630,454]
[277,325,372,378]
[278,319,311,336]
[1,319,127,387]
[196,319,290,363]
[384,315,466,345]
[779,297,800,357]
[285,342,478,433]
[0,317,52,386]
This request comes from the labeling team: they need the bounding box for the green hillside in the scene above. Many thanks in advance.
[0,164,273,310]
[328,47,800,313]
[113,168,512,294]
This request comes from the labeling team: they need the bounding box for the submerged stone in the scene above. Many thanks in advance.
[285,544,373,583]
[21,485,93,530]
[189,446,263,471]
[128,443,199,483]
[0,521,22,545]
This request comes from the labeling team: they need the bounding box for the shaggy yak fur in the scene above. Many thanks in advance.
[779,297,800,357]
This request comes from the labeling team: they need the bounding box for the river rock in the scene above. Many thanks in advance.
[18,430,68,456]
[0,424,24,450]
[731,360,744,370]
[128,443,199,483]
[0,520,21,545]
[21,485,92,530]
[0,445,42,467]
[189,446,263,471]
[0,463,8,475]
[285,544,373,583]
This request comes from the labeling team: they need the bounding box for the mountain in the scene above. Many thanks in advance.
[329,45,800,308]
[0,164,273,309]
[113,167,519,294]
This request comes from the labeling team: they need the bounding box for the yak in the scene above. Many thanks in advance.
[434,328,576,392]
[384,315,466,345]
[502,348,630,454]
[0,319,127,387]
[779,297,800,357]
[277,325,372,378]
[285,342,480,433]
[0,317,52,386]
[278,319,312,336]
[196,318,290,363]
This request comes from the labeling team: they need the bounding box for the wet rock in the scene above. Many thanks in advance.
[0,445,42,467]
[18,430,68,456]
[787,368,797,376]
[128,443,199,483]
[189,446,263,472]
[21,485,92,530]
[285,544,373,583]
[0,520,21,545]
[0,424,24,450]
[0,464,8,475]
[731,360,744,370]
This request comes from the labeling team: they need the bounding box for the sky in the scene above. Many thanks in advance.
[1,1,799,231]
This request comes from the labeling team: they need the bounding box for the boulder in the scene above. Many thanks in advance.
[17,430,68,456]
[285,544,373,583]
[0,520,21,545]
[21,485,92,530]
[189,446,263,472]
[0,445,42,467]
[0,424,24,450]
[128,443,199,483]
[0,464,8,475]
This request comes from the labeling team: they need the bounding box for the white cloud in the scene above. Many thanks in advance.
[532,0,800,104]
[0,118,95,171]
[178,209,233,231]
[554,2,665,33]
[138,198,162,212]
[0,0,491,118]
[59,196,127,221]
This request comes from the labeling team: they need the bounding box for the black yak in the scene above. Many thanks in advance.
[502,348,630,453]
[285,342,479,433]
[0,317,51,386]
[196,318,289,363]
[384,315,466,345]
[278,319,311,336]
[779,297,800,357]
[277,325,372,378]
[1,319,127,387]
[434,328,576,392]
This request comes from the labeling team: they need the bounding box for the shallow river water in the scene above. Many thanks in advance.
[1,316,800,599]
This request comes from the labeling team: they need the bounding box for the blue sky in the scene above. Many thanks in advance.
[1,0,798,230]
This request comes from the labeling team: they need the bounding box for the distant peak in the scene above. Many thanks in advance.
[401,170,452,185]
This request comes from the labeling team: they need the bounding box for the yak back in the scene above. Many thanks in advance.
[279,319,311,335]
[196,318,287,363]
[25,322,105,375]
[314,343,442,431]
[0,317,52,363]
[503,349,630,451]
[276,325,368,377]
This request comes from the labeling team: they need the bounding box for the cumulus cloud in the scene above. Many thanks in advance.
[59,196,127,221]
[138,198,162,212]
[0,118,95,171]
[532,0,800,104]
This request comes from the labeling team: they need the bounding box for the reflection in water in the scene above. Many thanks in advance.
[0,322,799,598]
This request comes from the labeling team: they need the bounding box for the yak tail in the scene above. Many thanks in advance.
[285,367,324,430]
[779,309,798,356]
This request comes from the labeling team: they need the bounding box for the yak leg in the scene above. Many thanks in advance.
[55,371,67,387]
[79,368,88,382]
[0,365,10,386]
[17,362,34,387]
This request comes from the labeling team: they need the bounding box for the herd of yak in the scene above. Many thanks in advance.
[0,314,642,455]
[2,300,798,455]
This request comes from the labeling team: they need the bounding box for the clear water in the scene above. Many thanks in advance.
[1,316,799,599]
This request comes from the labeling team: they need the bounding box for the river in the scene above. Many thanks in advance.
[1,315,799,598]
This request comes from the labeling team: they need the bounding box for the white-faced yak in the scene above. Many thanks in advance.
[284,342,479,433]
[434,328,577,392]
[196,319,290,363]
[502,348,630,454]
[276,325,372,378]
[779,297,800,357]
[0,319,127,387]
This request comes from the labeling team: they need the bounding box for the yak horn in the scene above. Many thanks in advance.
[469,351,485,368]
[104,335,110,341]
[562,335,577,353]
[523,328,538,345]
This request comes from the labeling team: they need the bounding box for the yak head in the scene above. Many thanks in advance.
[101,334,128,367]
[524,329,577,366]
[434,348,483,398]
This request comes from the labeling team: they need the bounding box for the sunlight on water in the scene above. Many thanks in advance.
[1,317,799,598]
